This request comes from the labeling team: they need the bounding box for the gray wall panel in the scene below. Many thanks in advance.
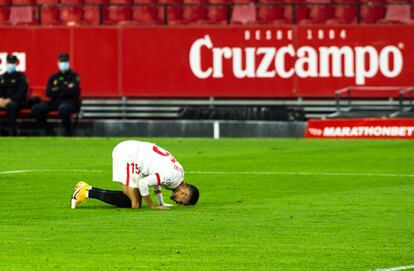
[74,120,306,138]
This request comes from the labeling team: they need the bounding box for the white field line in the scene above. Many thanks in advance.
[187,171,414,178]
[370,265,414,271]
[0,169,104,175]
[0,169,414,178]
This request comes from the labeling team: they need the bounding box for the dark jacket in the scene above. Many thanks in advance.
[46,70,80,101]
[0,71,29,103]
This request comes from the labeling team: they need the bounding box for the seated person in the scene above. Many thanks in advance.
[0,54,28,136]
[31,53,80,136]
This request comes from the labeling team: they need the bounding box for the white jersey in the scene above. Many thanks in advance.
[112,140,184,196]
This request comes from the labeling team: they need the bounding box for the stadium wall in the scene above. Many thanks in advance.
[15,119,306,137]
[18,118,414,138]
[0,25,413,98]
[74,119,307,137]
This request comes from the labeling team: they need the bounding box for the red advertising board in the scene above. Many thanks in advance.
[305,118,414,139]
[0,25,413,98]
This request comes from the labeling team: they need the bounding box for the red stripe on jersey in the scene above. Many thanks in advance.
[155,173,161,185]
[126,163,130,186]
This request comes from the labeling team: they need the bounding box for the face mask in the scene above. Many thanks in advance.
[6,64,16,73]
[58,62,70,72]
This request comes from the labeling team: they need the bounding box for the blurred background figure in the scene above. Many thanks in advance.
[0,54,29,136]
[31,53,80,136]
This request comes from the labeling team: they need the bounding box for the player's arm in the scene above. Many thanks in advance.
[153,186,174,207]
[122,185,142,208]
[153,185,164,206]
[138,175,168,209]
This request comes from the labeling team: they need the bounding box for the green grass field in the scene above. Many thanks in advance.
[0,138,413,271]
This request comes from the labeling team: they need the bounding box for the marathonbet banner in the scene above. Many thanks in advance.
[306,119,414,139]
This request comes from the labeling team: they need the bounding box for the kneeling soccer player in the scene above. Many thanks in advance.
[71,140,199,209]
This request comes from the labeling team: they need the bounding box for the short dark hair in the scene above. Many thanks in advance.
[185,184,199,205]
[58,53,69,62]
[6,54,17,64]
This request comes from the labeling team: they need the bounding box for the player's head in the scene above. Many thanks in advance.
[170,183,199,205]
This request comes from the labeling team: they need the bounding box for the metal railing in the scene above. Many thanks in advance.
[1,1,413,25]
[334,86,414,117]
